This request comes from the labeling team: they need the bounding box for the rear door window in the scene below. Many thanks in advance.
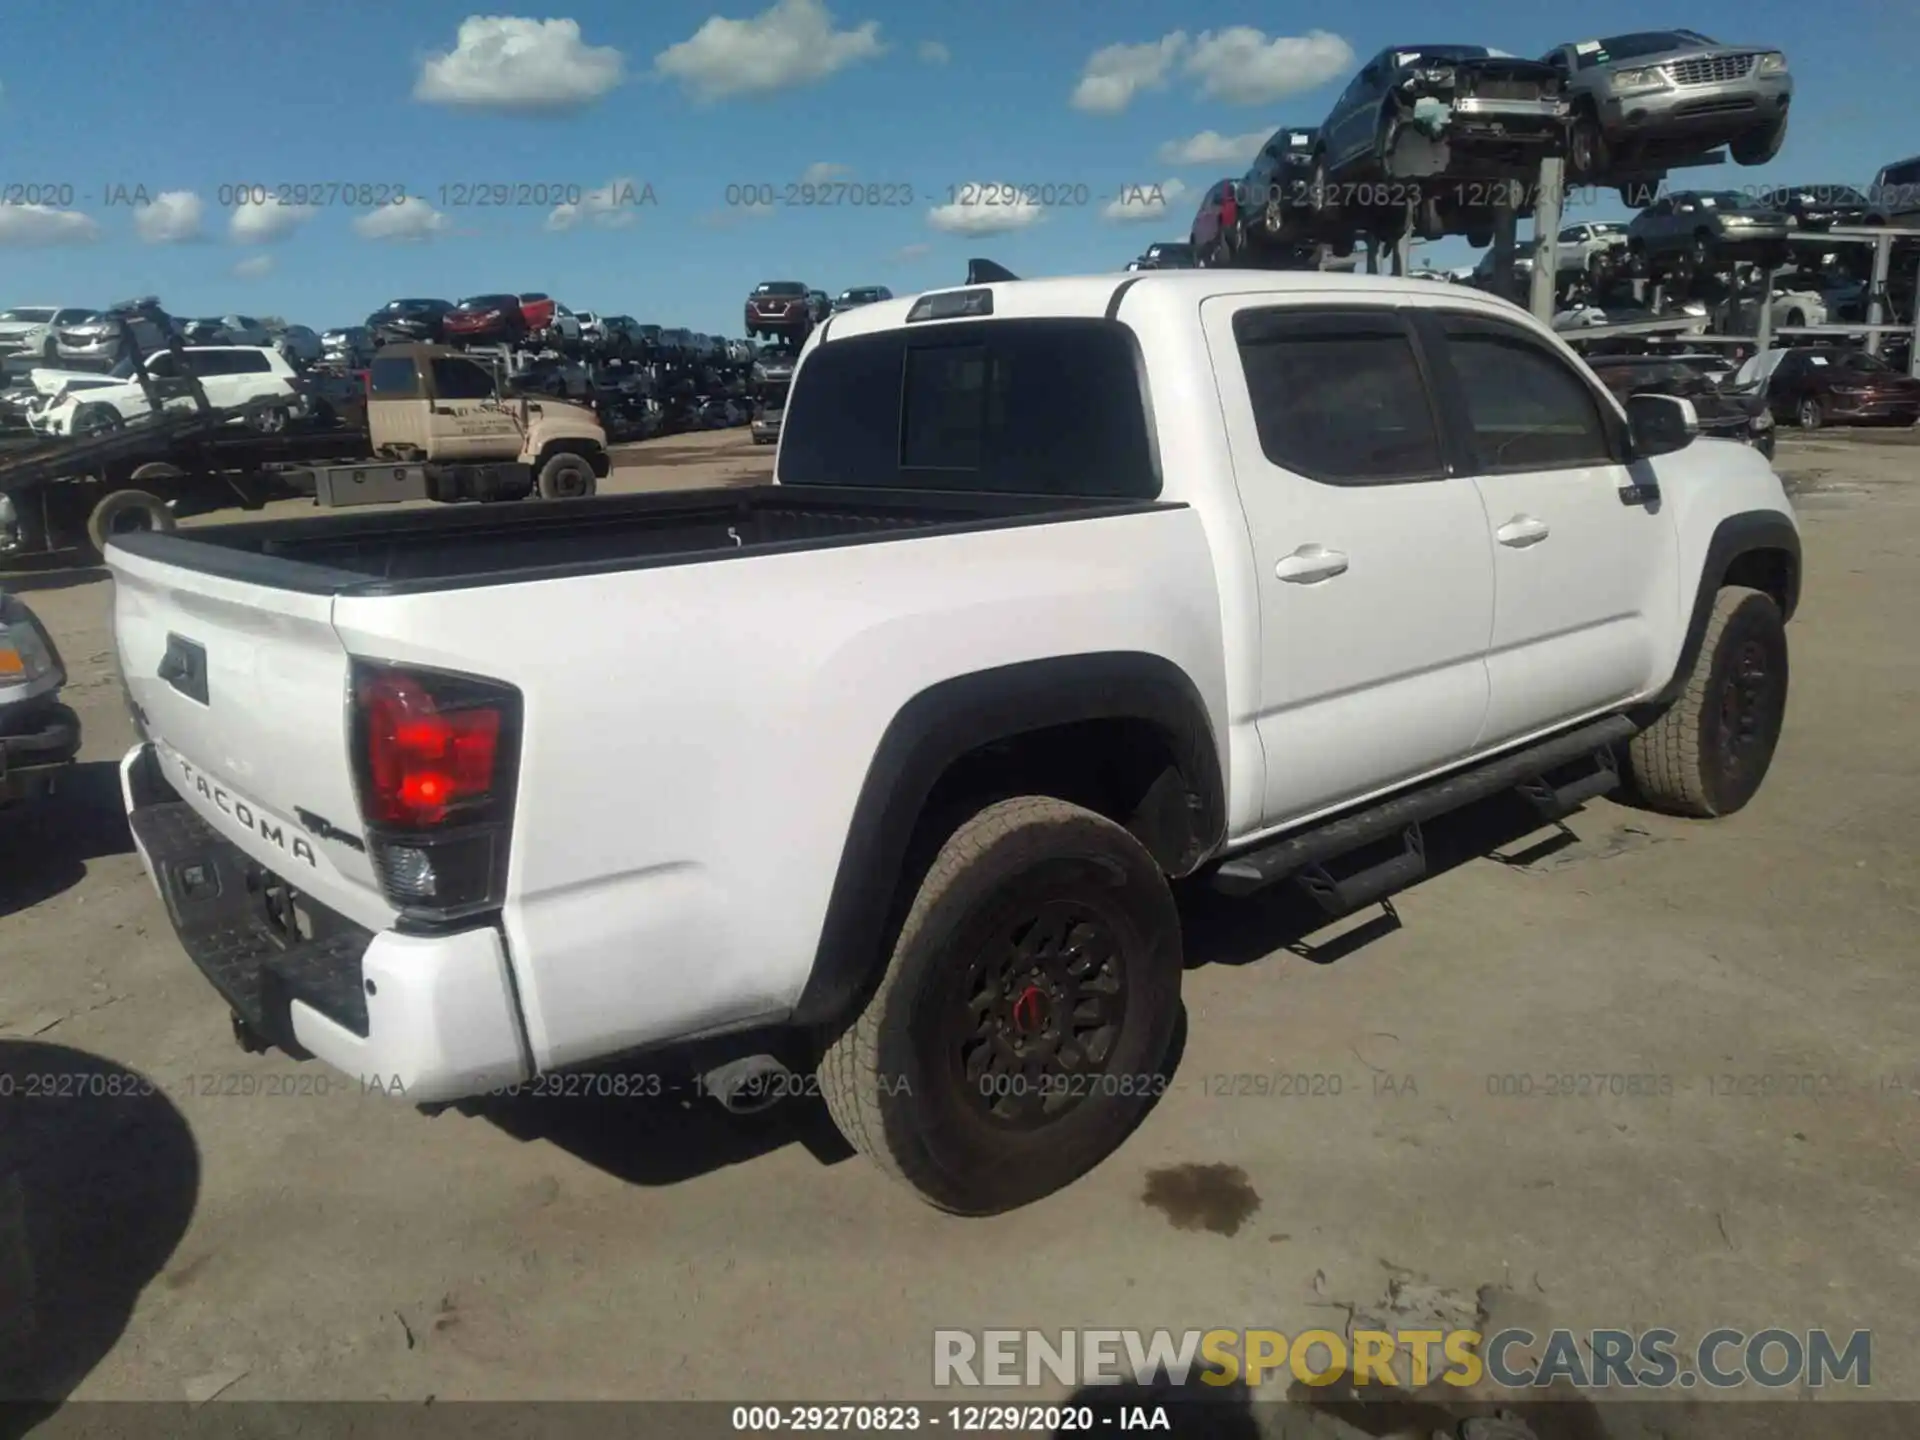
[779,318,1159,497]
[186,350,271,376]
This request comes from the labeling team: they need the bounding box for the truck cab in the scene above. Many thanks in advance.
[349,344,609,499]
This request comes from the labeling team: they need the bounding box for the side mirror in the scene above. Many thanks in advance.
[1627,392,1698,456]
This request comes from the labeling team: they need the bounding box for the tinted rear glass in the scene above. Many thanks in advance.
[457,296,517,310]
[779,319,1159,498]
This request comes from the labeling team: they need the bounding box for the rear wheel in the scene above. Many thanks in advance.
[819,796,1182,1215]
[85,488,175,560]
[1626,586,1788,818]
[1798,395,1824,430]
[536,450,597,498]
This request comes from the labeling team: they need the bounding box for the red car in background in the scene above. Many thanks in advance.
[442,294,530,346]
[744,281,815,341]
[519,293,557,333]
[1189,178,1243,267]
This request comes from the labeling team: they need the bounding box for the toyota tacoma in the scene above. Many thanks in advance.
[107,269,1800,1215]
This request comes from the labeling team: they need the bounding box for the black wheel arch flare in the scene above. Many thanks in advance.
[793,651,1224,1029]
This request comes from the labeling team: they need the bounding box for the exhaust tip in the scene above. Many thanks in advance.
[699,1054,795,1116]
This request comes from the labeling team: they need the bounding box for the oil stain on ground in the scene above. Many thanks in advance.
[1141,1163,1261,1236]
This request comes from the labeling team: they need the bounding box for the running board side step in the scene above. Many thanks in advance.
[1212,714,1638,899]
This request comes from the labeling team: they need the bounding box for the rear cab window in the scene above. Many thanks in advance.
[778,318,1159,498]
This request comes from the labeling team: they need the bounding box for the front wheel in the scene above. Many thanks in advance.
[536,450,597,498]
[1568,113,1611,181]
[71,403,124,437]
[1625,586,1788,818]
[819,796,1182,1215]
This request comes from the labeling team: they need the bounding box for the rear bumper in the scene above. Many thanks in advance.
[121,742,531,1103]
[0,702,81,803]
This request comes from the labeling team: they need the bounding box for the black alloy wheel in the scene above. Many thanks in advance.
[952,899,1127,1128]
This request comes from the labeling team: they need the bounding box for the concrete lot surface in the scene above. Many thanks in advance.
[2,427,1917,1432]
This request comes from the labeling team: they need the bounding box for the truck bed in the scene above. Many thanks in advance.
[108,485,1175,596]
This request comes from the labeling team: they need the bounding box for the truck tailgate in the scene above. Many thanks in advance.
[111,544,392,933]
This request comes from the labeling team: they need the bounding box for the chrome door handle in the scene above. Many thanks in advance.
[1274,545,1350,583]
[1496,515,1551,548]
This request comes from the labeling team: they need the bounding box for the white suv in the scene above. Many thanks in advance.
[0,307,95,363]
[37,346,302,436]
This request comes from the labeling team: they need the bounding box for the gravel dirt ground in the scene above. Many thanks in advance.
[2,427,1916,1427]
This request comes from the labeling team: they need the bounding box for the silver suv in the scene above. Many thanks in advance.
[1867,155,1920,228]
[1542,30,1791,183]
[54,310,175,364]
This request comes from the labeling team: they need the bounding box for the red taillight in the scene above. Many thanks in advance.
[351,662,522,923]
[357,671,503,826]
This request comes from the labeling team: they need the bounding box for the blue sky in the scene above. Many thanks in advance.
[0,0,1911,333]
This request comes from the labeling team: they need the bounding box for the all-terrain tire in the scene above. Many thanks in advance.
[819,796,1182,1215]
[1626,586,1788,818]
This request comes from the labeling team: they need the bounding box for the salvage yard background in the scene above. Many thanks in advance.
[3,427,1917,1414]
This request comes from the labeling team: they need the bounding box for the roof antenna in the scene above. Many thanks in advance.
[966,258,1019,284]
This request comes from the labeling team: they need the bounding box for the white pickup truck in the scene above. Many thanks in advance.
[106,270,1800,1214]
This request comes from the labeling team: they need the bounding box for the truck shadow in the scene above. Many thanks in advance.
[0,761,138,921]
[467,794,1620,1195]
[1176,791,1602,972]
[0,1041,200,1414]
[465,1084,855,1187]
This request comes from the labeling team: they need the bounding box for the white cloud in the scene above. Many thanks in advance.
[230,199,316,244]
[1156,127,1273,167]
[354,197,450,241]
[546,176,645,232]
[1104,178,1187,223]
[1185,27,1353,105]
[135,190,204,243]
[917,40,949,65]
[654,0,884,101]
[232,255,274,279]
[801,161,851,185]
[927,185,1046,236]
[415,16,624,113]
[1071,32,1187,115]
[0,203,101,247]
